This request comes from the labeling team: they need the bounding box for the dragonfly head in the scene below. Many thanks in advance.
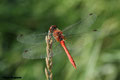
[49,25,57,33]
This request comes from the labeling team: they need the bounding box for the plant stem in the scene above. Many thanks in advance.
[45,32,53,80]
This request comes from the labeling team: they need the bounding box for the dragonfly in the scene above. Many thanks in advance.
[17,13,97,69]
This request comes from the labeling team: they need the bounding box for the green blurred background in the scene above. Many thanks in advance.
[0,0,120,80]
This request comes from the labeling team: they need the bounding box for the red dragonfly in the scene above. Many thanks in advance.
[17,13,97,69]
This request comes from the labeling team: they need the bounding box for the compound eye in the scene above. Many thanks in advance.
[50,25,57,32]
[53,25,57,30]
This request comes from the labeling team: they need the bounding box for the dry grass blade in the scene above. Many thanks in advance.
[45,32,53,80]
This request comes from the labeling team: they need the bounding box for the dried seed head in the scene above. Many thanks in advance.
[45,68,49,80]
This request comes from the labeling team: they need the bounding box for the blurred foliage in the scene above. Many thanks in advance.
[0,0,120,80]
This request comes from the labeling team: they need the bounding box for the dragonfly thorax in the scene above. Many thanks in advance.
[53,29,65,42]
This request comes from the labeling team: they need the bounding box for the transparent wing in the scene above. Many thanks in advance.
[64,33,90,56]
[61,13,97,56]
[17,13,97,59]
[62,13,97,36]
[22,41,64,59]
[62,14,98,57]
[17,32,47,45]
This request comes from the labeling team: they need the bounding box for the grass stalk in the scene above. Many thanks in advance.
[45,33,53,80]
